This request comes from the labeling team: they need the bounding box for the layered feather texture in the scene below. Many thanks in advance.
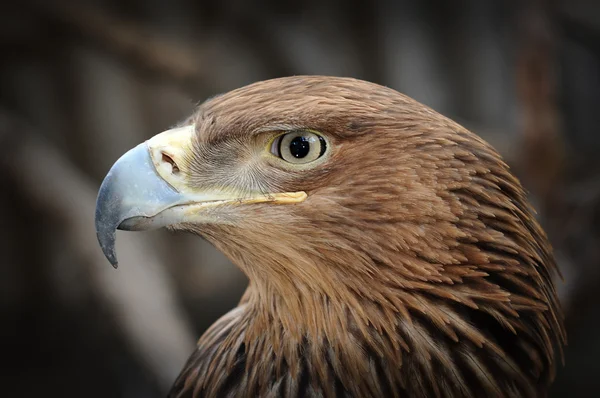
[166,76,565,397]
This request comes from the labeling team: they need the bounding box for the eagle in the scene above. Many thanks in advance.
[95,76,565,397]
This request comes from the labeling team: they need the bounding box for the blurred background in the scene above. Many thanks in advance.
[1,0,599,396]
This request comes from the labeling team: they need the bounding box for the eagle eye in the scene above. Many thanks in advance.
[271,131,327,164]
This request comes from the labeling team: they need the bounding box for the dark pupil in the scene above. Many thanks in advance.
[289,136,311,158]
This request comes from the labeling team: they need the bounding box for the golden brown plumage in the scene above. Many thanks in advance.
[96,76,565,397]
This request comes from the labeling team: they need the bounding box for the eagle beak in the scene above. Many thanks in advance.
[95,125,306,268]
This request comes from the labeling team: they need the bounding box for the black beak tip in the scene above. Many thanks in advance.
[95,204,121,269]
[96,228,120,269]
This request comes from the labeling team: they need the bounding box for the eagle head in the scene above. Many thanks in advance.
[95,76,565,397]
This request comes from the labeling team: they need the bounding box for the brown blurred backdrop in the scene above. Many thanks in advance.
[1,0,599,397]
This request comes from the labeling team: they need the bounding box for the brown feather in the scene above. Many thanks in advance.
[166,76,565,397]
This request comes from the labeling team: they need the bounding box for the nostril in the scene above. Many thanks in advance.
[161,152,180,174]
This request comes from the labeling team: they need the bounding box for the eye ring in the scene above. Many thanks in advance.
[270,130,327,164]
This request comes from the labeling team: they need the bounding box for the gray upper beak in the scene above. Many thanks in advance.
[95,143,185,268]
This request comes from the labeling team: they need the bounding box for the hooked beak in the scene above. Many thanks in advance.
[95,125,306,268]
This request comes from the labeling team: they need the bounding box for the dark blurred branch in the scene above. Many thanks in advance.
[560,12,600,53]
[0,108,196,392]
[26,0,211,94]
[515,0,565,203]
[229,11,300,77]
[515,1,600,315]
[343,1,384,82]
